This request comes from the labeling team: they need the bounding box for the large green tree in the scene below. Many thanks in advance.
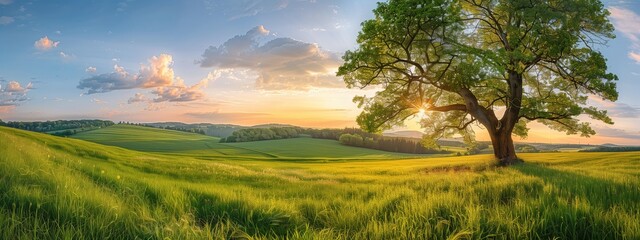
[338,0,618,165]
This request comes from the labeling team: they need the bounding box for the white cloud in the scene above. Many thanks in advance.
[78,54,175,94]
[199,25,343,90]
[85,66,97,73]
[0,16,14,25]
[34,36,60,51]
[78,54,211,103]
[609,6,640,64]
[0,81,31,106]
[0,0,12,5]
[59,51,74,59]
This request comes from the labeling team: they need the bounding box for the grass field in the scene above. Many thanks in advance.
[2,125,640,239]
[73,125,429,160]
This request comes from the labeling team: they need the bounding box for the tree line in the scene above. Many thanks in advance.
[338,133,449,154]
[119,122,206,135]
[579,146,640,152]
[222,126,454,155]
[0,119,114,136]
[219,127,302,142]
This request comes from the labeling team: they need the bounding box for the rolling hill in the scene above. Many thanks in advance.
[2,126,639,239]
[72,125,428,160]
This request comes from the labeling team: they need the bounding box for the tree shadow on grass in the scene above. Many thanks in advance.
[513,163,640,212]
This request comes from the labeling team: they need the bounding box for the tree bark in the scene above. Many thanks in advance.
[490,70,523,165]
[458,70,524,166]
[489,129,520,165]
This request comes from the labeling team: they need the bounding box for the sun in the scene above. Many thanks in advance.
[417,108,426,118]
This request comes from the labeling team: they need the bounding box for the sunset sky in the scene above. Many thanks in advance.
[1,0,639,145]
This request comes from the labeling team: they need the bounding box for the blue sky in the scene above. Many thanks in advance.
[0,0,639,145]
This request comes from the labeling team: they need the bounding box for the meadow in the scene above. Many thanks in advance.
[1,125,639,239]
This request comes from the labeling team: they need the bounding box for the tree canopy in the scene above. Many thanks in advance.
[338,0,618,164]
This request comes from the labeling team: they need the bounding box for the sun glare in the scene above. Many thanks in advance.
[417,108,426,118]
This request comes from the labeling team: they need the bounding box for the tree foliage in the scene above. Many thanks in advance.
[338,133,450,154]
[1,120,114,135]
[221,127,302,143]
[338,0,618,163]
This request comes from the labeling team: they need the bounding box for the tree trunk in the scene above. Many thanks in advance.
[489,129,520,165]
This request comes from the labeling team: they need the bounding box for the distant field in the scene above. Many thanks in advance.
[73,125,429,160]
[2,126,639,239]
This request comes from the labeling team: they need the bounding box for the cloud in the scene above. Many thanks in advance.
[593,125,640,140]
[59,51,73,59]
[91,98,108,104]
[34,36,60,51]
[184,111,271,122]
[589,95,640,118]
[78,54,175,94]
[198,25,343,90]
[0,16,14,25]
[629,52,640,64]
[151,77,209,103]
[127,93,146,104]
[0,81,31,106]
[609,6,640,64]
[85,66,97,73]
[0,0,12,5]
[79,54,212,103]
[606,102,640,118]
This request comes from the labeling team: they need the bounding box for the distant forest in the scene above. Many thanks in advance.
[0,119,114,136]
[579,146,640,152]
[119,122,206,135]
[219,127,453,154]
[219,127,302,142]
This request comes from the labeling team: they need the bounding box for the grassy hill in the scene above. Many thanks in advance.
[73,125,427,160]
[2,126,640,239]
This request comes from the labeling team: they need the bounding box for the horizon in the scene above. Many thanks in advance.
[1,0,640,145]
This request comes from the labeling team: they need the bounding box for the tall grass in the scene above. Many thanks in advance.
[1,126,639,239]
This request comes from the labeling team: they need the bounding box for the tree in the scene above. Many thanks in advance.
[338,0,618,165]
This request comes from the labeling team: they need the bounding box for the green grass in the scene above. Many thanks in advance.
[2,126,640,239]
[73,125,430,160]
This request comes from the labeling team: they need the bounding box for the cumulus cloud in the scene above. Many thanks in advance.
[78,54,175,94]
[609,6,640,64]
[85,66,97,73]
[0,16,14,25]
[151,77,209,103]
[34,36,60,51]
[198,25,343,90]
[127,93,146,104]
[79,54,212,103]
[0,81,31,106]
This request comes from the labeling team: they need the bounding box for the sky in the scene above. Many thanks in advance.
[0,0,639,145]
